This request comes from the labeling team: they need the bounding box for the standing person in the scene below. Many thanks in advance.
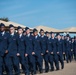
[23,30,26,36]
[65,34,72,63]
[33,28,43,74]
[39,29,50,73]
[0,23,9,75]
[61,35,66,60]
[71,38,74,60]
[46,32,54,71]
[56,34,64,69]
[51,32,59,70]
[24,27,35,75]
[74,36,76,61]
[5,24,20,75]
[45,31,49,37]
[17,26,29,75]
[64,36,67,61]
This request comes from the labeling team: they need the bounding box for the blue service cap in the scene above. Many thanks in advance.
[33,28,38,33]
[45,31,49,34]
[0,23,5,27]
[17,26,22,30]
[40,29,44,32]
[25,27,29,31]
[9,24,14,28]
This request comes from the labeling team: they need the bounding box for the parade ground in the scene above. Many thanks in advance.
[1,1,76,75]
[20,61,76,75]
[38,61,76,75]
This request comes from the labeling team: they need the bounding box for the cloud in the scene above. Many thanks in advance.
[9,9,43,18]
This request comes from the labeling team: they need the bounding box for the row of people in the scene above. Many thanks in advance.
[0,23,76,75]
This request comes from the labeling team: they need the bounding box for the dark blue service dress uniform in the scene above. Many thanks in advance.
[40,36,50,72]
[33,35,43,72]
[47,37,54,71]
[74,40,76,60]
[17,34,29,74]
[51,38,59,70]
[5,33,20,75]
[62,39,66,60]
[71,40,74,60]
[65,39,72,63]
[24,34,35,74]
[57,39,64,69]
[40,36,47,55]
[0,31,9,75]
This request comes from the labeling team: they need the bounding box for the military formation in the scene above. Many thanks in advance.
[0,23,76,75]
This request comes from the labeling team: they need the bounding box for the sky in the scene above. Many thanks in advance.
[0,0,76,29]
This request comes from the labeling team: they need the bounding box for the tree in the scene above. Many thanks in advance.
[0,17,9,22]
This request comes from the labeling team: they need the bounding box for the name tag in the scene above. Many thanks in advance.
[30,39,32,40]
[37,40,39,41]
[21,39,23,41]
[13,39,16,40]
[49,42,51,43]
[4,37,7,39]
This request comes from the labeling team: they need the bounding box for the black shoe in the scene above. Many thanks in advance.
[34,71,37,74]
[56,68,59,71]
[50,68,54,71]
[61,66,64,69]
[31,72,36,75]
[70,60,72,62]
[33,71,36,75]
[25,73,30,75]
[39,70,43,73]
[67,60,69,63]
[15,73,20,75]
[31,72,33,75]
[15,74,20,75]
[45,70,49,73]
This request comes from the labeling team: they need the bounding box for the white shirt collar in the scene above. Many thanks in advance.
[52,37,54,39]
[48,36,51,39]
[11,33,14,36]
[41,35,44,38]
[67,38,69,41]
[19,34,22,37]
[1,31,5,36]
[58,38,61,41]
[27,33,30,37]
[35,35,38,39]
